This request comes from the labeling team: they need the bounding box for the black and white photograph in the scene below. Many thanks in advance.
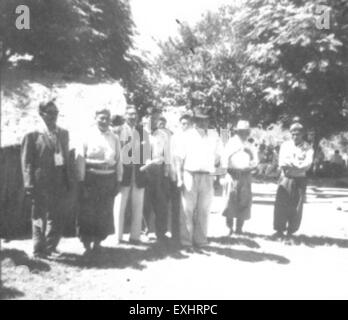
[0,0,348,302]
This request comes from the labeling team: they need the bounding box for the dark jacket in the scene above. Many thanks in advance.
[21,126,73,192]
[121,124,150,188]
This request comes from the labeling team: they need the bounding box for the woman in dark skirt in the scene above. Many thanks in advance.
[221,120,257,235]
[75,108,123,254]
[273,123,314,238]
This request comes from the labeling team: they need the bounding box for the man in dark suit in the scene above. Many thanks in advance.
[114,105,150,244]
[21,100,73,258]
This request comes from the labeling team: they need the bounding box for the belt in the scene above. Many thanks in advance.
[87,163,116,170]
[87,168,116,175]
[185,170,210,175]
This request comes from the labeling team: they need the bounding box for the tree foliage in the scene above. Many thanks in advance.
[158,0,348,141]
[0,0,135,79]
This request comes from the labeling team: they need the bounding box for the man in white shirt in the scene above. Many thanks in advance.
[168,114,193,243]
[177,109,222,250]
[273,122,314,238]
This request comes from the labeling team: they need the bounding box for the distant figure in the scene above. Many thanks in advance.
[331,150,344,165]
[21,100,73,259]
[311,146,325,176]
[265,145,280,177]
[256,141,268,177]
[222,120,257,235]
[157,116,173,137]
[273,123,314,238]
[330,150,345,177]
[111,115,125,137]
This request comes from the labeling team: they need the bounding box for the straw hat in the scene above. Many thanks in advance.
[235,120,250,131]
[290,122,304,133]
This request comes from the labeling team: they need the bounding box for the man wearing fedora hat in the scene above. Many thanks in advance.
[221,120,257,235]
[273,122,314,238]
[176,107,223,250]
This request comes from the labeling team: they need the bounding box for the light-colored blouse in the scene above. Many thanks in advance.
[76,126,123,181]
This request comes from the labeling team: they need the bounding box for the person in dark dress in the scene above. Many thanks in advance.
[75,107,122,254]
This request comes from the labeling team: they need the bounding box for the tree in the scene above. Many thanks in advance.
[158,0,348,146]
[232,0,348,148]
[0,0,135,79]
[122,53,162,118]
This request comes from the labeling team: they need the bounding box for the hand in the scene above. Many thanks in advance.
[113,182,120,196]
[220,174,232,186]
[24,187,34,197]
[177,178,184,189]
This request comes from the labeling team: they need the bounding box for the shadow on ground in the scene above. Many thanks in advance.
[0,286,24,300]
[207,236,289,264]
[56,242,189,270]
[209,236,261,249]
[55,238,290,269]
[206,246,290,265]
[1,249,51,272]
[244,232,348,248]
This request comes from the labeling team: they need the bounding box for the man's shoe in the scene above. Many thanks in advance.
[129,239,141,245]
[181,245,194,253]
[157,234,170,244]
[92,242,102,252]
[235,228,243,235]
[46,249,63,259]
[83,248,92,257]
[271,231,284,240]
[32,252,47,260]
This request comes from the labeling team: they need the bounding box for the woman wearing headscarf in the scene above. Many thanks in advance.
[75,108,123,253]
[273,122,314,238]
[221,120,257,235]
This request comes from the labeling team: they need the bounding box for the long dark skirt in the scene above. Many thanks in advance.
[77,171,117,243]
[223,170,252,225]
[273,176,307,234]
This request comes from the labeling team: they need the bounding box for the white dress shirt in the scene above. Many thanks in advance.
[177,127,223,174]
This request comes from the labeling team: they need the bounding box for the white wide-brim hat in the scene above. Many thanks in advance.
[235,120,251,131]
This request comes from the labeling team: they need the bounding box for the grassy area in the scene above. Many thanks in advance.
[2,183,348,300]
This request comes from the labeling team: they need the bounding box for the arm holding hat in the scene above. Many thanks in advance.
[292,146,314,171]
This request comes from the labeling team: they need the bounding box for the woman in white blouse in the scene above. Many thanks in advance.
[222,120,257,235]
[75,108,123,254]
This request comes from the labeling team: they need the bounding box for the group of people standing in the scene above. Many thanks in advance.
[20,100,314,259]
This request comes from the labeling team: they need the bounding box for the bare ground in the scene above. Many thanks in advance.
[2,183,348,300]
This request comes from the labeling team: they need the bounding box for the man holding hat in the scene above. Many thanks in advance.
[273,122,314,238]
[176,108,223,250]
